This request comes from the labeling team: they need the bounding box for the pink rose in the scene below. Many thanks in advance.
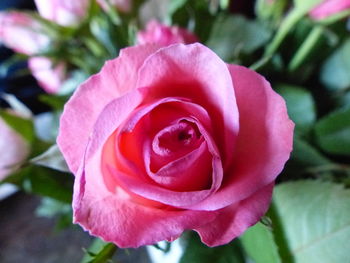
[97,0,133,13]
[0,11,50,55]
[0,115,29,181]
[309,0,350,20]
[28,57,67,94]
[34,0,90,26]
[137,20,198,46]
[57,43,294,248]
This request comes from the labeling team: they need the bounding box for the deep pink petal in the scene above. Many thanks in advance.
[194,183,274,247]
[137,43,239,169]
[74,146,217,248]
[310,0,350,20]
[57,45,159,173]
[187,65,294,211]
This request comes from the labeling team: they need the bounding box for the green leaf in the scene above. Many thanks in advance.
[39,94,69,111]
[315,107,350,156]
[30,144,70,173]
[179,232,245,263]
[168,0,188,17]
[276,85,316,135]
[0,110,34,142]
[292,137,331,167]
[273,180,350,263]
[321,39,350,91]
[206,15,272,61]
[81,239,118,263]
[1,93,32,118]
[293,0,323,12]
[240,222,282,263]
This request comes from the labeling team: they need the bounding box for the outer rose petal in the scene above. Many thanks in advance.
[57,44,159,173]
[137,43,239,172]
[0,11,50,55]
[309,0,350,20]
[28,57,66,94]
[194,184,274,246]
[0,116,29,180]
[73,141,218,248]
[34,0,90,26]
[187,65,294,211]
[137,20,198,46]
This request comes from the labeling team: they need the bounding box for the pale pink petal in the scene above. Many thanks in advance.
[73,143,217,248]
[188,65,294,211]
[57,44,159,173]
[194,183,274,247]
[0,11,50,55]
[309,0,350,20]
[137,20,198,46]
[0,116,29,180]
[137,43,239,171]
[28,57,66,94]
[35,0,90,26]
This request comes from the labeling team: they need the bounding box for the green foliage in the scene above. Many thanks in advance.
[315,107,350,156]
[321,39,350,91]
[276,85,316,135]
[240,222,282,263]
[2,165,73,203]
[0,110,34,143]
[206,15,272,61]
[179,232,245,263]
[30,144,70,173]
[81,239,118,263]
[273,180,350,263]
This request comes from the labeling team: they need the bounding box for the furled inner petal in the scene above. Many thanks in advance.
[99,97,225,208]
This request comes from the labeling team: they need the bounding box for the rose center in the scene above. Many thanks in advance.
[152,120,202,156]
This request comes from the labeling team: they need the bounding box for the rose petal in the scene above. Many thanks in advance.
[309,0,350,20]
[57,44,159,173]
[74,146,218,248]
[187,65,294,211]
[194,183,274,247]
[137,43,239,169]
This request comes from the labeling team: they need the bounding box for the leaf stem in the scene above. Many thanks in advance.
[90,243,118,263]
[288,26,324,72]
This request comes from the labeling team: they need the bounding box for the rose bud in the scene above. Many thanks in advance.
[0,114,30,181]
[309,0,350,20]
[57,43,294,248]
[0,11,50,55]
[137,20,198,46]
[34,0,90,26]
[28,57,67,94]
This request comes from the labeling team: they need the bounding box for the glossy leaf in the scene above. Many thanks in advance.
[179,232,245,263]
[276,85,316,135]
[240,222,282,263]
[207,15,272,61]
[30,144,70,173]
[321,39,350,91]
[274,181,350,263]
[315,107,350,156]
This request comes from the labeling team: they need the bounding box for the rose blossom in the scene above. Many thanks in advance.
[0,11,50,55]
[57,43,294,247]
[97,0,133,13]
[0,114,29,181]
[309,0,350,20]
[137,20,198,46]
[28,57,67,94]
[34,0,90,26]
